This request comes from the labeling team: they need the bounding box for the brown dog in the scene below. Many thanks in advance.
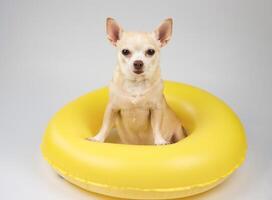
[87,18,186,145]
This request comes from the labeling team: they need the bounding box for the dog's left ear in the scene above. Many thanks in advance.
[106,18,123,46]
[154,18,173,47]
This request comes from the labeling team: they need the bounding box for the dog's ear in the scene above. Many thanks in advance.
[106,18,123,46]
[154,18,173,47]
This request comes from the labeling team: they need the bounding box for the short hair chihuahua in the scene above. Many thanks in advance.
[87,18,186,145]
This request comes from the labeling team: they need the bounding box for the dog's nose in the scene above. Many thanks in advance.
[133,60,144,70]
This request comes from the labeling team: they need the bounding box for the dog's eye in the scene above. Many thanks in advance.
[122,49,130,56]
[146,49,155,56]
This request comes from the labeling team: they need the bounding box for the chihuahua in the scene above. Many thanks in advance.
[87,18,186,145]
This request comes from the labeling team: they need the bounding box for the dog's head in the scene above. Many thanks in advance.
[106,18,172,80]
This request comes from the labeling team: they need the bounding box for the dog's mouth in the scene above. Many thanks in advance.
[133,70,144,74]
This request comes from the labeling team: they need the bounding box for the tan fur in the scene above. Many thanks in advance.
[87,18,186,145]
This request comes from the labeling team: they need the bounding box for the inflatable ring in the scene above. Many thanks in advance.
[41,81,247,199]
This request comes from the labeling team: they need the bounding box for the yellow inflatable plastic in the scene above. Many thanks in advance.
[41,81,247,199]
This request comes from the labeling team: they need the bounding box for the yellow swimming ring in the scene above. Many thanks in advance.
[41,80,247,199]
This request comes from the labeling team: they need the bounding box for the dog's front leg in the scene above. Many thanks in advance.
[87,103,117,143]
[151,108,169,145]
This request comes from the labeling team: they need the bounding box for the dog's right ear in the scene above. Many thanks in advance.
[106,18,123,46]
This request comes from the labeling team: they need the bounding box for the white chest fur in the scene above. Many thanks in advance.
[109,79,164,110]
[123,80,149,97]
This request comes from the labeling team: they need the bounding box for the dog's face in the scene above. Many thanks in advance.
[106,18,172,80]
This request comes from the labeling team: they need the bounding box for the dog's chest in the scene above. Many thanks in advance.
[110,80,163,141]
[124,81,146,96]
[109,80,163,109]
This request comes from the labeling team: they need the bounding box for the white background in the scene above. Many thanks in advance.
[0,0,271,199]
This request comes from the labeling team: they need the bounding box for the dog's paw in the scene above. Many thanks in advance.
[154,137,170,145]
[86,135,104,143]
[155,141,170,145]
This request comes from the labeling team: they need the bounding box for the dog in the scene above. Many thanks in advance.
[87,18,186,145]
